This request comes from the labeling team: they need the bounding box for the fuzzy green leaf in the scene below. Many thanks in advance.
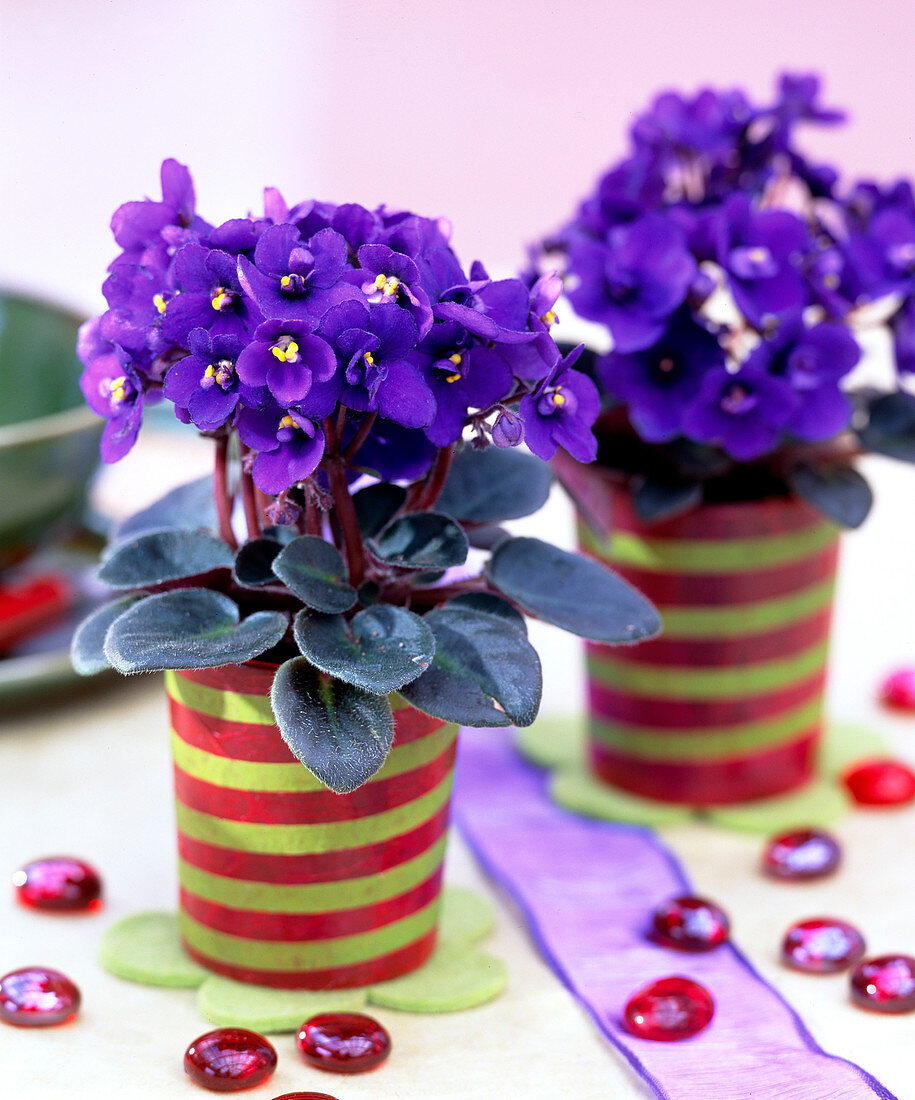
[436,446,553,523]
[369,512,468,570]
[113,477,217,540]
[352,482,407,537]
[70,594,142,675]
[271,536,357,612]
[788,462,872,529]
[271,657,395,792]
[98,529,233,589]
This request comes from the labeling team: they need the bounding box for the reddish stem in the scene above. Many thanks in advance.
[326,459,365,587]
[237,446,262,540]
[343,411,378,463]
[415,445,455,511]
[213,436,238,550]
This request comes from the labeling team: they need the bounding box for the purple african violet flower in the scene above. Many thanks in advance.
[161,243,261,346]
[597,312,725,443]
[348,417,437,482]
[845,206,915,300]
[774,73,845,128]
[208,217,270,256]
[491,407,524,448]
[434,270,542,346]
[567,215,696,352]
[631,87,754,166]
[745,318,859,440]
[78,337,145,462]
[319,300,433,427]
[681,365,799,459]
[893,296,915,375]
[714,194,809,326]
[351,243,433,338]
[520,353,599,463]
[238,223,361,325]
[109,158,202,256]
[236,319,336,406]
[237,394,334,494]
[163,329,267,431]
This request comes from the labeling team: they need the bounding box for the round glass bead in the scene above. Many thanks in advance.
[781,918,866,973]
[13,856,102,912]
[843,759,915,807]
[762,829,841,880]
[650,895,730,952]
[622,976,714,1041]
[296,1012,392,1074]
[271,1094,341,1100]
[850,955,915,1013]
[184,1028,277,1092]
[878,667,915,711]
[0,967,81,1027]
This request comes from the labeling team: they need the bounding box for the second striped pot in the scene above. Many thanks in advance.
[578,482,840,806]
[166,662,457,988]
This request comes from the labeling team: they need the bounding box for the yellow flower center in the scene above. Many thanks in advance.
[552,385,566,407]
[373,273,400,297]
[271,337,300,362]
[108,375,129,403]
[364,351,375,366]
[445,371,461,383]
[211,288,233,311]
[279,415,297,429]
[448,353,462,366]
[153,293,168,314]
[541,309,558,326]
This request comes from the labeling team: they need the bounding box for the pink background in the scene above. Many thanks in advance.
[3,0,915,311]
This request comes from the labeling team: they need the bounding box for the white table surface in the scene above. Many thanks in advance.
[2,435,914,1099]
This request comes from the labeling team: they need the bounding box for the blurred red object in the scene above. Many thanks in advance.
[878,668,915,712]
[0,575,72,653]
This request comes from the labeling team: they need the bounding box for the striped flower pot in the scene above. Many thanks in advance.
[577,482,840,805]
[165,662,457,988]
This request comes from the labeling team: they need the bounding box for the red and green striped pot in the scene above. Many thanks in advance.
[578,483,840,805]
[165,662,457,988]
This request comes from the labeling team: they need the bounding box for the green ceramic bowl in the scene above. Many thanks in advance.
[0,292,101,569]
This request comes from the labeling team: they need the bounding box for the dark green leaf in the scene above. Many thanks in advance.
[446,591,527,634]
[436,446,553,523]
[98,529,233,589]
[633,476,703,523]
[400,605,541,727]
[466,524,511,550]
[369,512,468,570]
[352,482,407,537]
[487,537,661,644]
[857,390,915,463]
[293,605,434,694]
[789,462,872,529]
[271,657,395,792]
[70,594,141,675]
[113,477,217,540]
[234,538,284,586]
[104,588,288,673]
[271,536,357,612]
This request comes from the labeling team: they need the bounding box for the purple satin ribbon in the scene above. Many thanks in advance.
[453,728,897,1100]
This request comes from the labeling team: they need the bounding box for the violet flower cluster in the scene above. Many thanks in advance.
[78,160,598,495]
[544,73,915,462]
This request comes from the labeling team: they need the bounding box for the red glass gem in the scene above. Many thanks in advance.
[878,667,915,711]
[762,829,841,880]
[0,967,81,1027]
[622,976,714,1041]
[843,759,915,807]
[296,1012,392,1074]
[271,1095,341,1100]
[650,895,730,952]
[781,918,866,973]
[184,1028,277,1092]
[850,955,915,1013]
[13,856,102,912]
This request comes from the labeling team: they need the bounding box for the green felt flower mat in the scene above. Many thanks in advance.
[99,886,506,1029]
[516,716,886,833]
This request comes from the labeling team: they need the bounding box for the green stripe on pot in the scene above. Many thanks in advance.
[587,638,829,699]
[589,695,823,761]
[579,521,837,573]
[175,770,455,855]
[171,722,458,794]
[660,578,835,638]
[179,897,440,970]
[178,835,448,913]
[166,671,275,725]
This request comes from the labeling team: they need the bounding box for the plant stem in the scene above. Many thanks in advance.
[237,445,262,540]
[214,435,238,549]
[326,458,365,587]
[415,444,455,511]
[343,411,377,462]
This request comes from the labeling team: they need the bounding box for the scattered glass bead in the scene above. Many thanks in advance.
[296,1012,392,1074]
[762,828,841,880]
[650,895,730,952]
[0,967,81,1027]
[850,955,915,1013]
[781,918,866,973]
[184,1028,277,1092]
[843,759,915,807]
[878,667,915,712]
[622,976,714,1041]
[13,857,102,912]
[271,1094,341,1100]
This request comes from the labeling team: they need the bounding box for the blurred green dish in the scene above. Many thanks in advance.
[0,292,101,569]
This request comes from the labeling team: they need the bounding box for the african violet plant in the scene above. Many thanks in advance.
[535,73,915,526]
[72,160,659,793]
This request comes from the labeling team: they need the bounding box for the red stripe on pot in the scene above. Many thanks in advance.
[178,662,278,695]
[587,668,827,731]
[590,729,820,805]
[182,928,439,990]
[178,869,444,942]
[172,742,457,825]
[176,804,452,885]
[602,606,834,667]
[604,543,839,607]
[607,492,826,540]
